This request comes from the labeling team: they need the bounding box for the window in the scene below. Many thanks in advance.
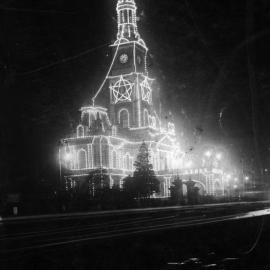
[90,113,96,125]
[125,154,130,170]
[93,140,101,168]
[144,109,149,127]
[82,113,90,126]
[130,157,133,171]
[112,126,117,136]
[112,151,117,169]
[77,125,84,138]
[152,117,156,128]
[101,142,109,167]
[128,9,132,24]
[121,11,125,24]
[119,109,129,128]
[78,149,87,169]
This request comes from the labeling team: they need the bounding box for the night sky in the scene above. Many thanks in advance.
[1,0,270,190]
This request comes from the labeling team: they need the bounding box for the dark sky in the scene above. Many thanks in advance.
[1,0,270,186]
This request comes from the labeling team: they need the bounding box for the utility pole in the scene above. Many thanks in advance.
[0,8,14,195]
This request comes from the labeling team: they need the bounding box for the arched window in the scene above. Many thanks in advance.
[153,156,158,171]
[93,139,101,168]
[165,156,168,171]
[160,152,166,171]
[128,9,132,23]
[112,126,117,136]
[101,139,109,167]
[149,116,152,127]
[90,113,96,126]
[82,113,90,126]
[77,125,84,138]
[119,155,124,170]
[78,149,87,169]
[121,10,125,24]
[119,109,129,128]
[130,157,133,171]
[125,154,130,170]
[112,151,117,169]
[144,109,149,127]
[152,117,156,128]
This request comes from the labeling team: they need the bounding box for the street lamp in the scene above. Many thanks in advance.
[216,153,222,161]
[205,151,212,158]
[64,152,73,162]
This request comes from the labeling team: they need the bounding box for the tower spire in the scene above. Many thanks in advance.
[115,0,145,47]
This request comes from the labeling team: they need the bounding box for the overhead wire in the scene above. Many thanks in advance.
[17,43,110,76]
[0,5,79,15]
[92,37,121,105]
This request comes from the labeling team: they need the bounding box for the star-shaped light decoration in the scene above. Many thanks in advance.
[140,77,152,104]
[111,76,134,104]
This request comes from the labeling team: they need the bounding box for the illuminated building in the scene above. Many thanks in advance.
[59,0,224,197]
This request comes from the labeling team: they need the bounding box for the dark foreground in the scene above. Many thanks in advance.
[1,202,270,269]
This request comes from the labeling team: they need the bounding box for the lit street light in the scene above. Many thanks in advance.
[64,152,73,162]
[205,151,212,158]
[216,153,222,161]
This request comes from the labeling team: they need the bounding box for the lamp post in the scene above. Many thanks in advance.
[59,141,73,191]
[244,176,249,193]
[203,149,223,196]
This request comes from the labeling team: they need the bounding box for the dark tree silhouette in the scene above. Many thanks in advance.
[123,142,160,199]
[170,177,184,204]
[186,179,200,205]
[87,168,110,197]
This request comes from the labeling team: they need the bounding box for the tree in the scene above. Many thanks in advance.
[170,177,184,204]
[88,168,110,198]
[186,179,200,205]
[123,142,160,199]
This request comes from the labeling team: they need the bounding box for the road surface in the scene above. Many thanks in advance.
[1,201,270,256]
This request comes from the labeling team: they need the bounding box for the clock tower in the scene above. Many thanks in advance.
[92,0,156,136]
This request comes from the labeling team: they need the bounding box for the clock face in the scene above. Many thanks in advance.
[119,54,128,64]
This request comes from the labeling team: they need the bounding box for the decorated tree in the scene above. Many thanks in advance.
[124,142,160,199]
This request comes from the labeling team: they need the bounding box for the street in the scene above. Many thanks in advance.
[1,201,270,255]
